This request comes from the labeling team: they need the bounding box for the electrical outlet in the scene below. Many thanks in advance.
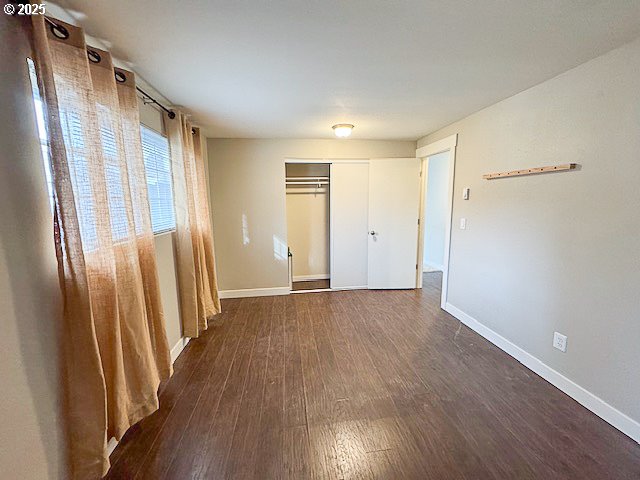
[553,332,567,352]
[460,218,467,230]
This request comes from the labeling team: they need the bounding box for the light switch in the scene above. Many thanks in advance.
[462,187,470,200]
[460,218,466,230]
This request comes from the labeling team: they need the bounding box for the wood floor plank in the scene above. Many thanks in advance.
[222,313,272,479]
[197,309,263,479]
[106,273,640,480]
[151,303,252,480]
[342,291,497,479]
[365,290,549,478]
[313,308,377,479]
[297,299,343,480]
[283,295,307,428]
[283,424,312,479]
[252,309,286,479]
[105,306,236,479]
[320,300,402,461]
[282,296,312,478]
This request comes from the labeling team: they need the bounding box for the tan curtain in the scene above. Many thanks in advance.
[165,113,221,338]
[31,16,172,479]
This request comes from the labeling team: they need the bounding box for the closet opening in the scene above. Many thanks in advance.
[285,162,331,293]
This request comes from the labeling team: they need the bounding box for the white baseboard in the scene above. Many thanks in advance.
[444,303,640,444]
[219,286,290,299]
[170,336,191,364]
[330,285,368,291]
[293,274,330,281]
[291,288,332,294]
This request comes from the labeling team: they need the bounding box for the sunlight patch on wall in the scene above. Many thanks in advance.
[273,235,287,261]
[242,213,250,245]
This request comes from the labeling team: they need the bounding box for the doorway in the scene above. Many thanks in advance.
[416,134,457,308]
[422,151,449,273]
[285,162,331,292]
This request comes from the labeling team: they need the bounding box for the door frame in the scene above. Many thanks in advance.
[415,134,457,308]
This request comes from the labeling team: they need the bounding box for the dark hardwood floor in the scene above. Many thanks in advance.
[106,272,640,479]
[292,279,331,291]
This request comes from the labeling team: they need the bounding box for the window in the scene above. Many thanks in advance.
[27,58,53,207]
[29,58,99,248]
[141,124,175,234]
[28,58,175,237]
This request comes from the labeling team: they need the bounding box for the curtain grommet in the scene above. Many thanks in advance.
[87,49,101,64]
[114,70,127,83]
[49,22,70,40]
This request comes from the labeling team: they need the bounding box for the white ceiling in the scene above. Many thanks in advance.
[58,0,640,139]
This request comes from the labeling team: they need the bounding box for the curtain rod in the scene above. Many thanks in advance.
[43,16,176,119]
[136,87,176,119]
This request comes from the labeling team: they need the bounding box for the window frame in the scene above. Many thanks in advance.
[140,122,176,236]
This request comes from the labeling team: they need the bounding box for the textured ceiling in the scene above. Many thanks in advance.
[59,0,640,139]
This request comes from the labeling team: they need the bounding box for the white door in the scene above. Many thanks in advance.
[330,162,369,289]
[367,158,421,289]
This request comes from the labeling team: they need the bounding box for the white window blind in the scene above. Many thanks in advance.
[141,125,175,234]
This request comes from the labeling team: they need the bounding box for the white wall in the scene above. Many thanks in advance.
[208,139,416,291]
[423,151,449,271]
[0,16,66,480]
[153,233,182,349]
[286,190,330,280]
[418,38,640,434]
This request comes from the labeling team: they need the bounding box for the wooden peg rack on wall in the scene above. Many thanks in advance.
[483,163,577,180]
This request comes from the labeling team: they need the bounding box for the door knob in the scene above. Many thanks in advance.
[369,230,377,236]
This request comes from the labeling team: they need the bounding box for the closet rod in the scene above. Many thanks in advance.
[286,181,329,186]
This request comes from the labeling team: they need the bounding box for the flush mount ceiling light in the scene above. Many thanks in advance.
[332,123,354,138]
